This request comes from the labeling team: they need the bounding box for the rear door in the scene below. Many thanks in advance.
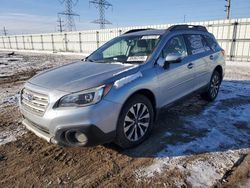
[156,35,196,107]
[184,34,212,90]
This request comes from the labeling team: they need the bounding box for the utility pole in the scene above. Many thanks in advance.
[183,15,186,23]
[58,0,79,31]
[57,17,64,32]
[225,0,231,19]
[3,27,7,36]
[89,0,113,29]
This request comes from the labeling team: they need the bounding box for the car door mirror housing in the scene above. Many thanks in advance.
[165,53,183,64]
[156,57,169,69]
[157,53,183,69]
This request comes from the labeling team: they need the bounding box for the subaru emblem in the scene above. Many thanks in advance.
[27,94,34,101]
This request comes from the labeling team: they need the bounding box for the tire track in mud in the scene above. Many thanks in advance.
[0,133,154,187]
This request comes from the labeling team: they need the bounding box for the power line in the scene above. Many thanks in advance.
[89,0,113,29]
[58,0,79,31]
[225,0,231,19]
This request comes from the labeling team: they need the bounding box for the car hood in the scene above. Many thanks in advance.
[28,61,138,93]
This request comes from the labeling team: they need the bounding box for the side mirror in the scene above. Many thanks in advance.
[165,53,183,64]
[157,53,183,69]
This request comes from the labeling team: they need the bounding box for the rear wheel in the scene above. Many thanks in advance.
[115,94,154,149]
[201,70,221,101]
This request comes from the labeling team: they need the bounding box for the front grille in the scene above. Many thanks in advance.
[21,88,49,116]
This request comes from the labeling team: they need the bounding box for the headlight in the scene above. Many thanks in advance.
[57,84,112,107]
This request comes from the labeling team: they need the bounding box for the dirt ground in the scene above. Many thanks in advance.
[0,51,250,188]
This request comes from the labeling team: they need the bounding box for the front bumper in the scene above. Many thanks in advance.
[20,83,122,147]
[22,118,115,146]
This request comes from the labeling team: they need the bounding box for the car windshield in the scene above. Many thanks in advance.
[86,34,161,64]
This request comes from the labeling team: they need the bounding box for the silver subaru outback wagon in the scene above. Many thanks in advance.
[19,25,225,148]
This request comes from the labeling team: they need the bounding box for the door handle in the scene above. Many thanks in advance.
[187,63,193,69]
[209,55,214,60]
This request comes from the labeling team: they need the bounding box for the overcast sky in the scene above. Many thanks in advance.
[0,0,250,35]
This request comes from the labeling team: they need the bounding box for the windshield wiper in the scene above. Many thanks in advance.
[86,58,139,65]
[88,59,95,62]
[83,57,95,62]
[92,59,125,64]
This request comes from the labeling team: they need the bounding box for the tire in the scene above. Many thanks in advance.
[201,70,221,102]
[115,94,154,149]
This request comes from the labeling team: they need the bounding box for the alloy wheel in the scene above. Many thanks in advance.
[123,103,150,142]
[210,74,220,98]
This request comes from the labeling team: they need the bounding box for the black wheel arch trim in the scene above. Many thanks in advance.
[116,89,158,128]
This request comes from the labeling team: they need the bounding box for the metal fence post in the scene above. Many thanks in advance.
[15,36,18,49]
[41,35,44,50]
[8,36,12,49]
[96,31,100,48]
[22,36,26,49]
[241,21,248,61]
[79,32,82,52]
[229,21,238,61]
[51,34,55,52]
[64,33,68,52]
[30,35,34,50]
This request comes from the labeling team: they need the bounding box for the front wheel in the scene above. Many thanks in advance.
[201,71,221,101]
[115,94,154,149]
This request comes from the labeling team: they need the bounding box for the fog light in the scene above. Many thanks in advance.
[74,132,87,144]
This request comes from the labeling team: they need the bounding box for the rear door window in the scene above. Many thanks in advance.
[184,34,211,55]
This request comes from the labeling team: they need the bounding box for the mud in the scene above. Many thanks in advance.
[0,51,249,187]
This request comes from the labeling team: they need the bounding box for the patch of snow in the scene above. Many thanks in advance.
[136,150,243,187]
[114,71,142,88]
[1,94,19,105]
[185,154,240,188]
[158,128,236,157]
[226,61,250,68]
[186,160,220,187]
[0,51,80,80]
[164,132,173,137]
[0,125,26,146]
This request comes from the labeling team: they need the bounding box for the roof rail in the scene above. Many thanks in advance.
[167,25,208,32]
[123,28,154,34]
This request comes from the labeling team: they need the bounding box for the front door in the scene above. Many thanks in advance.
[156,35,196,107]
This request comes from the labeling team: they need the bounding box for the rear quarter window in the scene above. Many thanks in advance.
[203,35,220,51]
[184,34,211,55]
